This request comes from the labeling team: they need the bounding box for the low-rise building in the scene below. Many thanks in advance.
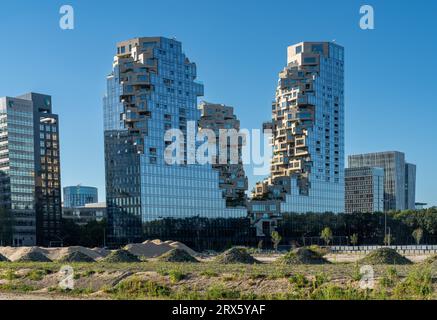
[62,202,107,226]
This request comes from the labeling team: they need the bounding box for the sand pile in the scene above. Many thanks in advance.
[102,249,141,263]
[124,239,196,258]
[215,247,259,264]
[58,251,95,263]
[360,248,412,265]
[16,249,52,263]
[0,253,9,262]
[277,247,329,265]
[158,249,198,263]
[54,246,107,261]
[0,246,108,261]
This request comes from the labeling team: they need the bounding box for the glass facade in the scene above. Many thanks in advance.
[281,42,345,213]
[103,37,247,246]
[0,97,36,246]
[254,42,345,214]
[63,185,98,208]
[0,93,62,246]
[348,151,416,211]
[345,167,384,214]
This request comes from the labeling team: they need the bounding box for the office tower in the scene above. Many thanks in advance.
[198,102,248,207]
[253,42,345,214]
[0,93,61,246]
[103,37,247,246]
[348,151,416,211]
[405,163,416,210]
[63,185,98,208]
[345,167,384,214]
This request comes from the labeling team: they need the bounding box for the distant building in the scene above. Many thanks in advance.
[415,202,427,210]
[345,167,384,214]
[348,151,416,211]
[248,200,281,237]
[405,163,416,210]
[63,186,98,208]
[62,202,107,226]
[0,93,61,246]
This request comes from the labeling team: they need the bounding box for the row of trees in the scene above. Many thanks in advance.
[274,208,437,246]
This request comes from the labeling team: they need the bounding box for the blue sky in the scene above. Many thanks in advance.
[0,0,436,206]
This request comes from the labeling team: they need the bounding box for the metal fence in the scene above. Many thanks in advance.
[330,245,437,255]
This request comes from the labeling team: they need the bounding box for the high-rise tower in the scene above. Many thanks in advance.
[253,42,345,214]
[103,37,248,247]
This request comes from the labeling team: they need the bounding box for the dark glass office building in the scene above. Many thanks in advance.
[103,37,248,249]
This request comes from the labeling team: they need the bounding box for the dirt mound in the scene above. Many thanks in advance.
[421,254,437,266]
[58,251,95,263]
[16,251,52,263]
[360,248,412,265]
[215,247,259,264]
[102,249,141,263]
[277,247,329,265]
[0,253,9,262]
[158,249,198,263]
[124,240,197,258]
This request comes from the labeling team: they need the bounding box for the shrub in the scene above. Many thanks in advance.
[168,270,186,283]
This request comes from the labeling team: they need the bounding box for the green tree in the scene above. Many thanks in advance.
[271,231,282,252]
[0,207,13,246]
[412,228,423,245]
[320,227,333,246]
[350,233,359,246]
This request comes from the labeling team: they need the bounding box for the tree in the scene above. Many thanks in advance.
[271,231,282,252]
[350,233,359,246]
[0,207,13,246]
[257,240,263,252]
[320,227,333,246]
[412,228,424,245]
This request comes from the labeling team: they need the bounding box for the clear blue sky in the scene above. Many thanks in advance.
[0,0,435,206]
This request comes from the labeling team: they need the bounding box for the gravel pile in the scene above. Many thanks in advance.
[277,247,329,265]
[102,249,141,263]
[359,248,412,265]
[158,249,198,263]
[215,247,259,264]
[58,251,95,263]
[16,251,52,263]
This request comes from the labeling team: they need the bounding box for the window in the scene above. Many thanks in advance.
[295,45,302,54]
